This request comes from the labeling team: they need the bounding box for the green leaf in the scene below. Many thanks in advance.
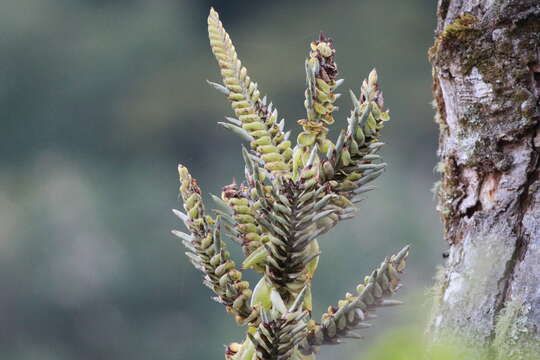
[250,277,272,309]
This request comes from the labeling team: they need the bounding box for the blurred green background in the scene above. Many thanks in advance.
[1,0,443,359]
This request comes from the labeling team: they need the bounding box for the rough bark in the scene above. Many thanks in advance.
[428,0,540,358]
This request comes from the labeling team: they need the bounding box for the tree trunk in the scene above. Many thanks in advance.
[428,0,540,358]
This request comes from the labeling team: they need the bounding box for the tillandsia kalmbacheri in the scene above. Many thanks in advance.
[172,7,410,360]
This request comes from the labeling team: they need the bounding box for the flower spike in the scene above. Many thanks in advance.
[173,8,410,359]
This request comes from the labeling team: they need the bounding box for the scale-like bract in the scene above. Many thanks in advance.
[172,8,410,360]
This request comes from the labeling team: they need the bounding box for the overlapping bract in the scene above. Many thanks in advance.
[249,288,310,360]
[219,182,265,259]
[173,165,259,325]
[172,7,409,360]
[208,8,292,176]
[319,69,390,195]
[251,309,309,360]
[299,245,409,355]
[242,147,331,301]
[297,33,341,153]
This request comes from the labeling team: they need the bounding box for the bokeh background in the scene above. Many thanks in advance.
[1,0,443,359]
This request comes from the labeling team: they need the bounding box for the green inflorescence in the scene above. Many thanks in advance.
[172,8,410,360]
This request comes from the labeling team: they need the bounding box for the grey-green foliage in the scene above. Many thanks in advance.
[172,7,410,360]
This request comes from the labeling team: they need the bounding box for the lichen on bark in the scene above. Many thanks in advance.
[493,298,540,360]
[428,0,540,357]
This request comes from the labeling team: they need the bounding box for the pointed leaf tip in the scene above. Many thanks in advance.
[206,80,230,95]
[349,89,359,107]
[380,299,404,307]
[218,122,254,142]
[289,285,310,312]
[397,244,411,259]
[172,209,189,222]
[270,289,287,314]
[305,146,318,167]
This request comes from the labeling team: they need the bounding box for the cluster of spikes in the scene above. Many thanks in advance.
[172,8,410,360]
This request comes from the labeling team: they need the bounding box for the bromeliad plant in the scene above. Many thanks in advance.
[172,8,410,360]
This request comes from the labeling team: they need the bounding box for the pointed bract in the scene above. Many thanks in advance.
[174,11,408,360]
